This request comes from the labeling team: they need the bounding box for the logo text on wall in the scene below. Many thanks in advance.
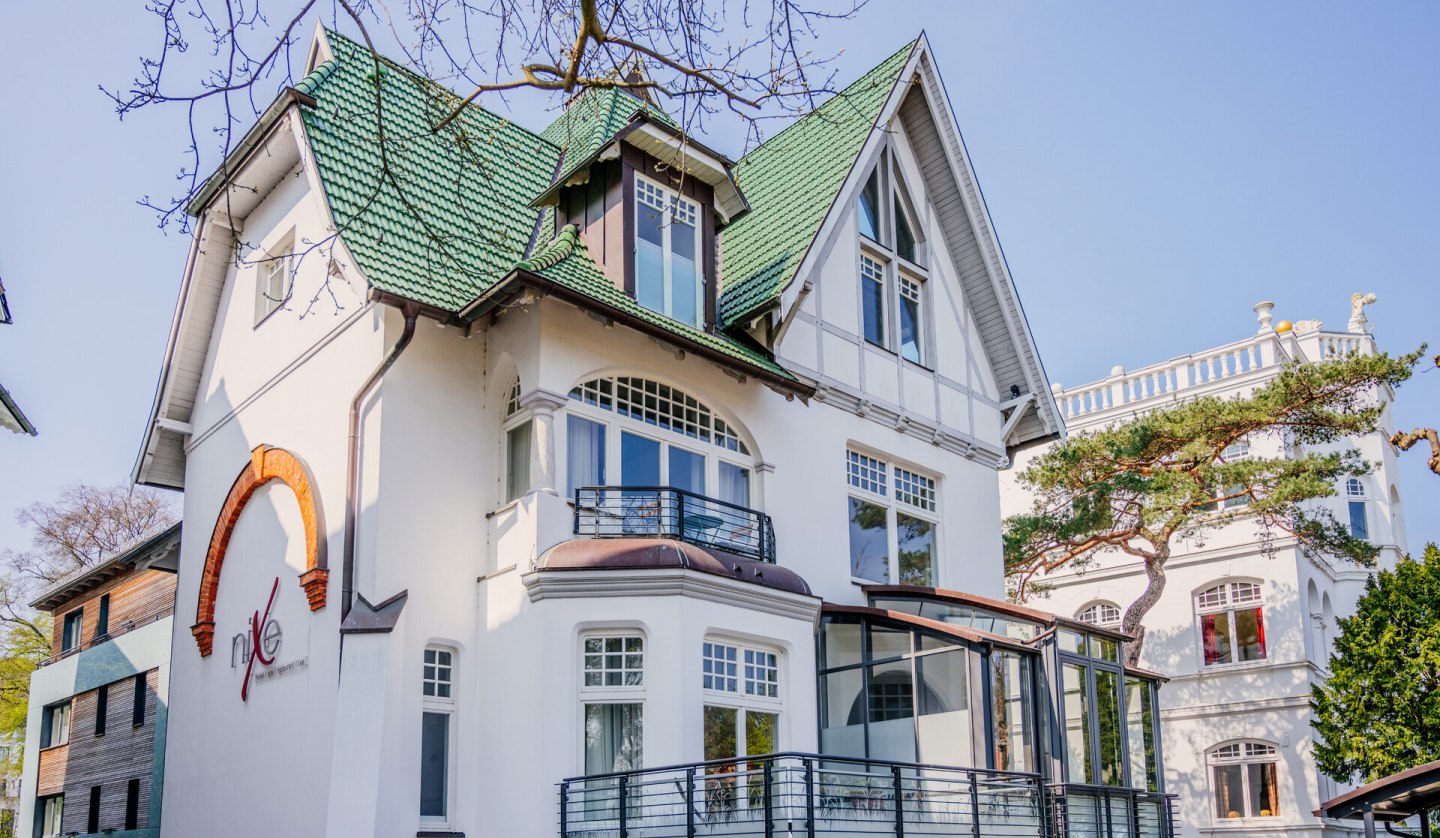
[231,576,307,701]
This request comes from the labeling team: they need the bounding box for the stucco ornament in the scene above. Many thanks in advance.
[1293,319,1324,336]
[1347,292,1378,334]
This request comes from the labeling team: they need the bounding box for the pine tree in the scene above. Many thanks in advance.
[1312,544,1440,783]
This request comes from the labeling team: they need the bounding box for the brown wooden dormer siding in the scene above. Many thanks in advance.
[50,570,177,659]
[557,144,719,331]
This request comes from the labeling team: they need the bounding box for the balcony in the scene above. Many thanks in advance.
[559,752,1047,838]
[574,487,776,564]
[37,606,175,668]
[1047,783,1177,838]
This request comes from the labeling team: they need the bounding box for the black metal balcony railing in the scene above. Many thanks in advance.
[1047,783,1177,838]
[559,752,1047,838]
[36,607,176,668]
[574,486,777,564]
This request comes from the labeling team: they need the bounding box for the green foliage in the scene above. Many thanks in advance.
[1312,544,1440,784]
[1005,348,1421,656]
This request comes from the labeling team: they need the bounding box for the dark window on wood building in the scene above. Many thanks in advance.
[132,674,146,726]
[96,594,110,638]
[61,609,82,652]
[125,779,140,830]
[87,786,101,833]
[95,685,107,736]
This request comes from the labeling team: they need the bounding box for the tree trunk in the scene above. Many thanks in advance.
[1122,544,1169,667]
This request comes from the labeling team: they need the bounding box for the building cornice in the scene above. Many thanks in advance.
[522,567,821,623]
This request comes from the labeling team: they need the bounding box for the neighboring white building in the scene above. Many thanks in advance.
[1003,303,1409,838]
[132,25,1178,838]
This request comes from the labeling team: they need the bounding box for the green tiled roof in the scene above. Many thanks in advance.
[717,40,916,324]
[297,30,560,311]
[523,225,790,377]
[537,87,677,200]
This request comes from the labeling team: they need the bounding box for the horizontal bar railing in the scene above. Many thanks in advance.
[1046,783,1178,838]
[559,752,1046,838]
[37,606,176,668]
[574,486,777,564]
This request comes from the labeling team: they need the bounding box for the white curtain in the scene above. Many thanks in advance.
[567,416,606,498]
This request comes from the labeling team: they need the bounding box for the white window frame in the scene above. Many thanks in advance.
[855,149,930,366]
[1077,602,1122,628]
[503,378,532,504]
[1345,479,1370,540]
[1208,740,1281,821]
[846,448,941,586]
[634,175,703,327]
[1196,581,1267,668]
[564,377,756,506]
[419,645,457,830]
[702,638,783,763]
[579,631,647,774]
[254,230,295,325]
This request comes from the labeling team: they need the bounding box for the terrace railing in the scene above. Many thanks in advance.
[37,606,175,668]
[559,752,1046,838]
[1046,783,1177,838]
[574,486,776,564]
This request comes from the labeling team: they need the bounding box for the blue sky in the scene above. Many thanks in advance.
[1,2,1435,557]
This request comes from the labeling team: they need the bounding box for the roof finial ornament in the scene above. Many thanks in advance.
[1348,292,1378,335]
[1253,301,1275,334]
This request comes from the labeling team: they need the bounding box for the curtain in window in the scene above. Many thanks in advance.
[718,462,750,508]
[584,703,643,775]
[1201,613,1221,665]
[567,416,606,498]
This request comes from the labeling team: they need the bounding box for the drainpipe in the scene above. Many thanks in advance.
[342,302,419,620]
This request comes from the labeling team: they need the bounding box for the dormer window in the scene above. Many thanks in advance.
[635,176,702,328]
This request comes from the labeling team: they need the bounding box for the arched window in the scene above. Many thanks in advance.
[1197,582,1266,666]
[566,375,755,508]
[1209,740,1279,820]
[1077,602,1122,628]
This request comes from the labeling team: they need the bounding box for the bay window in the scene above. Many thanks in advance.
[635,177,702,327]
[1210,741,1280,819]
[846,450,938,586]
[1197,581,1266,666]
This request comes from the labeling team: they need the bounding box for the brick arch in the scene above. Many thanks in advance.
[191,445,327,657]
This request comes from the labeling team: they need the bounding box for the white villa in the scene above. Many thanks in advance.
[1004,304,1409,838]
[130,25,1176,838]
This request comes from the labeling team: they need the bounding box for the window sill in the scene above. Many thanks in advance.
[901,357,934,373]
[417,831,465,837]
[862,339,896,358]
[1200,658,1271,674]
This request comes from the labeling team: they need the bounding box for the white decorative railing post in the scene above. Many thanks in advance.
[1109,366,1127,410]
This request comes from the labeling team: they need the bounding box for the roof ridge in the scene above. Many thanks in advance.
[516,224,580,271]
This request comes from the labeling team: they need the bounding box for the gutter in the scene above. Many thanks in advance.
[185,87,318,218]
[459,269,813,399]
[0,381,36,436]
[341,301,420,620]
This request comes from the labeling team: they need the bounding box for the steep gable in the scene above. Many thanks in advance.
[717,40,916,325]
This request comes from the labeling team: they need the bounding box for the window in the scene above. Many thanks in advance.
[503,377,531,503]
[95,685,108,736]
[898,274,925,364]
[581,633,645,778]
[702,639,782,798]
[41,701,69,748]
[88,785,101,833]
[1077,602,1122,628]
[1126,678,1159,792]
[96,594,110,639]
[861,255,886,347]
[1210,741,1280,819]
[634,177,702,327]
[1057,629,1130,786]
[423,648,453,698]
[125,778,141,830]
[420,646,456,826]
[1346,479,1369,540]
[571,376,747,454]
[39,795,62,837]
[584,636,643,687]
[1198,582,1266,666]
[255,232,294,323]
[61,608,82,653]
[991,651,1035,773]
[133,673,147,726]
[846,451,939,586]
[855,154,928,359]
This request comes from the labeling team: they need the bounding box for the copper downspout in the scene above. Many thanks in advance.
[341,302,419,620]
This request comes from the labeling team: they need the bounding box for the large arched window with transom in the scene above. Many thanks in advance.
[1209,740,1280,820]
[1077,601,1122,629]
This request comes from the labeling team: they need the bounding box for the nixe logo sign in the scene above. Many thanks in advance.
[231,576,298,702]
